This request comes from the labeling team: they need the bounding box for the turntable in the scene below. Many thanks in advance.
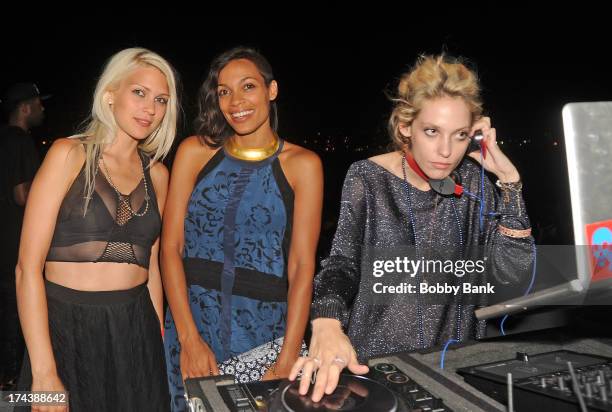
[184,362,452,411]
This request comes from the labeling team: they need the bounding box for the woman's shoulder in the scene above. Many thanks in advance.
[174,135,221,170]
[45,136,86,168]
[33,137,86,192]
[349,152,401,178]
[149,160,169,185]
[279,140,323,184]
[368,151,398,166]
[50,135,85,151]
[280,140,320,165]
[177,135,218,154]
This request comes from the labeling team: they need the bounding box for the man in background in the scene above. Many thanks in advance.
[0,82,48,389]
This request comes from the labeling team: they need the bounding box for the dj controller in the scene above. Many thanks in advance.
[185,341,612,411]
[185,361,451,411]
[457,350,612,412]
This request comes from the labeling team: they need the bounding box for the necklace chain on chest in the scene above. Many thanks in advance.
[100,153,150,217]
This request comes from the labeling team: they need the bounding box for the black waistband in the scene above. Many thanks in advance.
[44,279,147,305]
[183,257,288,302]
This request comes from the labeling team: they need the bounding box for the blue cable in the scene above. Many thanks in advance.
[463,146,487,229]
[479,147,485,231]
[402,158,426,349]
[500,314,509,336]
[500,242,538,335]
[523,242,538,295]
[466,148,538,337]
[462,189,481,202]
[440,339,459,369]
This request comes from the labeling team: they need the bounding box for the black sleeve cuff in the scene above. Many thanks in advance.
[311,295,349,329]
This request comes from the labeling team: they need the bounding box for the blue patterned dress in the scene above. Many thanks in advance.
[164,141,294,411]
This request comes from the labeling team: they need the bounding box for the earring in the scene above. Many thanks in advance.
[108,100,113,105]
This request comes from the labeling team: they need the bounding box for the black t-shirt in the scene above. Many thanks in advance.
[0,125,41,273]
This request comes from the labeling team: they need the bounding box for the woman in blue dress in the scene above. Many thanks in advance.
[161,47,323,411]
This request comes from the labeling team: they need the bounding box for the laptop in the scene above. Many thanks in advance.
[476,102,612,320]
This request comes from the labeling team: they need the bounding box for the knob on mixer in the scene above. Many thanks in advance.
[516,352,530,362]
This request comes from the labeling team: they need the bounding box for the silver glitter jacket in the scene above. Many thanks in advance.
[311,158,534,360]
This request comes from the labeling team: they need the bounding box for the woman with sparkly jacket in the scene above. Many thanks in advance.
[290,54,534,402]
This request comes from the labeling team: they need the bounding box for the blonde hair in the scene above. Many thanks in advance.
[76,47,179,212]
[388,54,483,150]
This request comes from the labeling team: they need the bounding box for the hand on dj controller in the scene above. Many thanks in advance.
[286,378,370,409]
[288,318,369,402]
[179,334,219,381]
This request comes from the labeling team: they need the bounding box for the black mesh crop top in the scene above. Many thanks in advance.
[46,151,161,269]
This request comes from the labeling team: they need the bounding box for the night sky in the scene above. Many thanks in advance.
[3,15,610,247]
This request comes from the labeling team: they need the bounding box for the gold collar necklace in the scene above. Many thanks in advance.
[224,135,280,162]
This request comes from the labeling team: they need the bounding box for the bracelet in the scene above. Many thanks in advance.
[498,224,532,238]
[495,180,523,216]
[495,180,523,191]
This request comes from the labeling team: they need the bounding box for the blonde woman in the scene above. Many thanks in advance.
[16,48,179,411]
[290,54,534,401]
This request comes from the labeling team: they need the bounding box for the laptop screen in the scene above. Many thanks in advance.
[562,102,612,287]
[475,102,612,322]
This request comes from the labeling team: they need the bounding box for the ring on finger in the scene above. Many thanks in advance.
[332,357,347,365]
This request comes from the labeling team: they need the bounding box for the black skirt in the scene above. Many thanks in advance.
[18,280,170,412]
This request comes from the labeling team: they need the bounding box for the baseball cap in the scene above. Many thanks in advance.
[0,82,52,106]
